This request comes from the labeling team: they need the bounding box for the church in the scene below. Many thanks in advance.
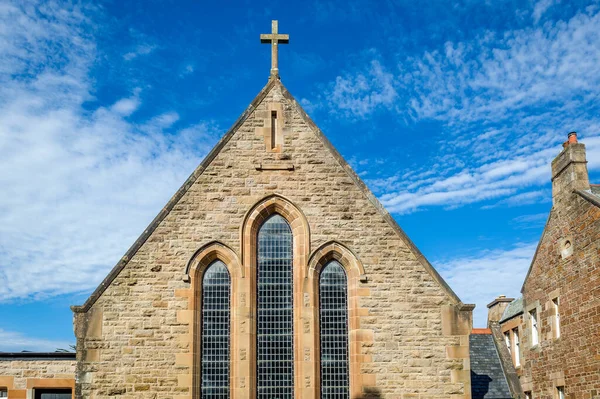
[2,21,477,399]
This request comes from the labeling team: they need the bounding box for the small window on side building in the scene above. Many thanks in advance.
[34,388,72,399]
[513,328,520,367]
[553,297,561,338]
[530,309,539,346]
[525,391,532,399]
[557,386,565,399]
[504,331,511,352]
[0,388,7,398]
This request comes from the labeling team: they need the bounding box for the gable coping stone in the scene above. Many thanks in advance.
[72,78,469,313]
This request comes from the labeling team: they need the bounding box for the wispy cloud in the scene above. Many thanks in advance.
[0,328,73,352]
[123,43,157,61]
[329,58,397,119]
[323,4,600,213]
[436,242,538,327]
[0,1,219,302]
[532,0,559,24]
[511,212,548,228]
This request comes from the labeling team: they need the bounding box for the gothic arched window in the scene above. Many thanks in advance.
[201,260,230,399]
[319,260,350,399]
[257,214,294,398]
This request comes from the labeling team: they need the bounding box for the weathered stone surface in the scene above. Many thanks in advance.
[73,80,472,399]
[0,358,75,395]
[519,194,600,398]
[497,138,600,399]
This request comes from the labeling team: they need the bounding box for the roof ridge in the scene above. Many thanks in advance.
[73,77,468,313]
[277,82,466,306]
[72,79,278,313]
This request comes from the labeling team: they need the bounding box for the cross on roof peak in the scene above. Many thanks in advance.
[260,20,289,79]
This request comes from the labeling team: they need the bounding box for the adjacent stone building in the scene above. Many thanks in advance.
[486,133,600,399]
[0,352,75,399]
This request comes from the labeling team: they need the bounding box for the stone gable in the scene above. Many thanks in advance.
[73,79,473,399]
[520,195,600,398]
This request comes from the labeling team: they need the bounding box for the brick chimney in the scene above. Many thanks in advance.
[551,132,590,205]
[486,295,514,326]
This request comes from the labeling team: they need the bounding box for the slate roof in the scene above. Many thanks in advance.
[470,333,513,399]
[576,185,600,208]
[0,352,76,360]
[500,297,523,323]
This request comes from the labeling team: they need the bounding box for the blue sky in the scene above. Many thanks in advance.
[1,0,600,351]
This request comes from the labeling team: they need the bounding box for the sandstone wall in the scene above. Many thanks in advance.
[74,81,472,399]
[520,194,600,399]
[0,357,75,398]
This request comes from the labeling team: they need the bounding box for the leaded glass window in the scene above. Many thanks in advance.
[257,214,294,398]
[320,260,350,399]
[201,260,230,399]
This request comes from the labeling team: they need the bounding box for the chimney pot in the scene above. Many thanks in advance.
[568,131,578,144]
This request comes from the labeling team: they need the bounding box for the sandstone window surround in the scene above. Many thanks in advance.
[552,297,561,339]
[33,389,72,399]
[186,242,242,399]
[529,309,539,347]
[512,328,520,367]
[183,194,369,399]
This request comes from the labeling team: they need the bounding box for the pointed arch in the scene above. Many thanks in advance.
[186,241,243,279]
[240,194,310,262]
[307,241,366,281]
[186,242,240,399]
[307,241,368,398]
[240,194,311,398]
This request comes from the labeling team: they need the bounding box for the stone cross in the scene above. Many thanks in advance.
[260,20,289,78]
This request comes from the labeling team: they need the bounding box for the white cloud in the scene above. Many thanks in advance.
[511,212,548,228]
[328,5,600,213]
[0,328,73,352]
[436,242,538,327]
[329,59,397,119]
[123,43,157,61]
[111,89,141,116]
[532,0,559,24]
[0,1,219,302]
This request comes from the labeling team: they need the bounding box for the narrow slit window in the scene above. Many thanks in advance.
[504,331,511,352]
[513,328,520,367]
[271,110,278,149]
[257,214,294,398]
[553,297,561,338]
[557,386,565,399]
[319,260,350,399]
[201,260,230,399]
